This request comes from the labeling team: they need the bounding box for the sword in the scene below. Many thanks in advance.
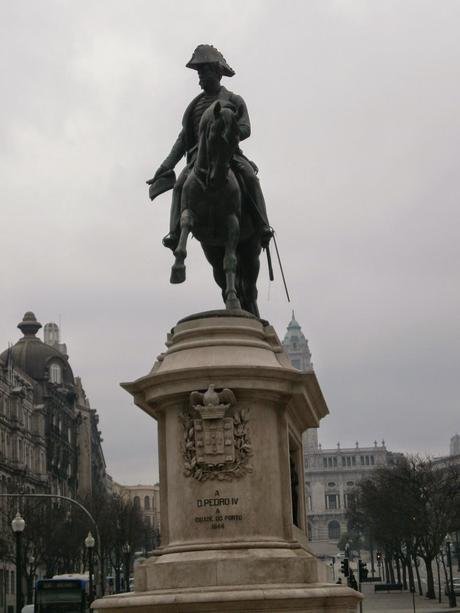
[271,232,291,303]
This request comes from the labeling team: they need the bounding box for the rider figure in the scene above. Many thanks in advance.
[147,45,272,250]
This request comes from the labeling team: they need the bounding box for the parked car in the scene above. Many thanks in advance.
[21,606,34,613]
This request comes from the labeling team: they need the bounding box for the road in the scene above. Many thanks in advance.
[360,582,460,613]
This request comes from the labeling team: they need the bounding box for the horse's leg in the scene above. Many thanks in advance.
[201,244,226,304]
[223,213,242,311]
[170,209,193,284]
[238,239,261,317]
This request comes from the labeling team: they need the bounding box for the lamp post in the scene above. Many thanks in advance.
[27,555,35,605]
[85,531,95,604]
[445,538,457,608]
[455,531,460,573]
[12,512,25,613]
[123,543,131,592]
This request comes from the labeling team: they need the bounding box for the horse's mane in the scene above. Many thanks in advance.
[198,101,238,136]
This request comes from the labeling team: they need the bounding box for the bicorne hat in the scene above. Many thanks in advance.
[186,44,235,77]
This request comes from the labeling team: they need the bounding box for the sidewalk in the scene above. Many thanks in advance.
[360,582,460,612]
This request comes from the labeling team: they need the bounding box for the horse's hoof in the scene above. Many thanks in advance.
[170,265,186,284]
[226,298,241,311]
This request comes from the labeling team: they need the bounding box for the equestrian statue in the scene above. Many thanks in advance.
[147,45,273,318]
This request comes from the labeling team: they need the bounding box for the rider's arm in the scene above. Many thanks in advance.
[162,129,187,169]
[232,95,251,141]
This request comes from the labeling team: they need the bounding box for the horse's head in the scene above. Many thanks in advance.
[204,101,242,189]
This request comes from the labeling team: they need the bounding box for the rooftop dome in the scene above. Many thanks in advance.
[0,312,74,384]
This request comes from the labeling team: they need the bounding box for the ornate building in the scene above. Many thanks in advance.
[282,312,402,556]
[0,312,108,499]
[0,353,47,497]
[0,312,110,612]
[302,439,401,555]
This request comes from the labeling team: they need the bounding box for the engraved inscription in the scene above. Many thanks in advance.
[193,490,244,529]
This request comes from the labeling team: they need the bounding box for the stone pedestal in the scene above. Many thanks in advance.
[92,311,362,612]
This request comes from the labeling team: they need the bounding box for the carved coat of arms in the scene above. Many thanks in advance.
[180,384,252,481]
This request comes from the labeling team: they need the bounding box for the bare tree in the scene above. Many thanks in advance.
[347,456,460,600]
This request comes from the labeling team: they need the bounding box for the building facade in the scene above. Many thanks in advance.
[0,312,108,500]
[0,312,110,611]
[303,439,400,553]
[282,312,401,556]
[112,482,160,553]
[450,434,460,458]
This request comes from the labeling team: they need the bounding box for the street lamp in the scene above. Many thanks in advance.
[85,531,95,604]
[27,555,35,604]
[445,538,457,608]
[122,543,131,592]
[12,512,25,613]
[455,531,460,573]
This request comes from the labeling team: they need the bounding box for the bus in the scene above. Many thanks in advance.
[35,574,90,612]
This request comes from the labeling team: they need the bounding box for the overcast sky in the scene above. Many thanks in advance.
[1,0,459,484]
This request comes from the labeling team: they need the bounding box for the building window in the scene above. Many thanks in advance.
[307,522,313,541]
[352,456,356,465]
[49,362,62,384]
[326,494,339,510]
[370,455,375,465]
[328,520,341,539]
[344,493,354,508]
[133,496,140,509]
[346,481,354,487]
[327,482,336,488]
[323,458,327,468]
[360,456,365,465]
[144,496,150,510]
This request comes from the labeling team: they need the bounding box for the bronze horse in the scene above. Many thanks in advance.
[170,101,262,317]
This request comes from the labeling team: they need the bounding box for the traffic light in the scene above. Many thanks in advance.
[340,558,349,577]
[376,551,382,563]
[358,560,368,582]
